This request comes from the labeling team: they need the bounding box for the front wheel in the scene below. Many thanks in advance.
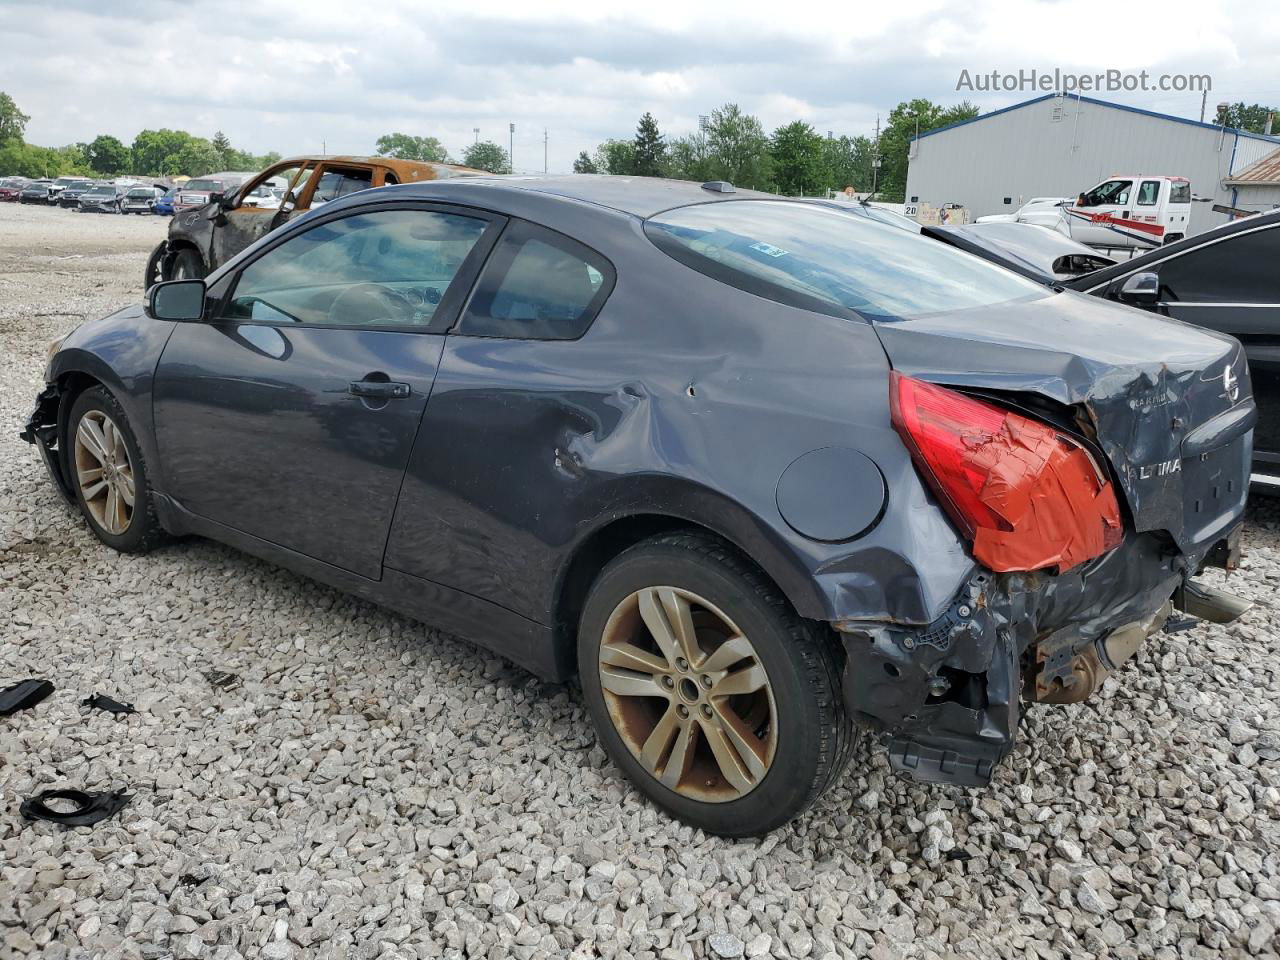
[577,532,855,836]
[171,248,205,280]
[67,386,163,553]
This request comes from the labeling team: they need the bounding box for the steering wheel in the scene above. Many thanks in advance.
[327,283,415,326]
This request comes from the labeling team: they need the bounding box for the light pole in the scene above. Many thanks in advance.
[473,127,479,144]
[509,123,515,174]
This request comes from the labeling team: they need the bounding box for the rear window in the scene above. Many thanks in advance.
[645,200,1046,321]
[184,179,222,191]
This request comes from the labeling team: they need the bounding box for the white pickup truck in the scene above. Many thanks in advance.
[1018,175,1192,250]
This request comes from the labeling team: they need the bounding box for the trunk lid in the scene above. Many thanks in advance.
[871,290,1252,558]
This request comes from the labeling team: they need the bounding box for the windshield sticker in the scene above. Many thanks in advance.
[750,241,789,258]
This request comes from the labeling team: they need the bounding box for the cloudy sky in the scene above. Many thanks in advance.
[2,0,1278,172]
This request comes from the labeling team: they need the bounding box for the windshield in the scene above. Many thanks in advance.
[645,200,1047,322]
[184,179,222,191]
[127,189,153,197]
[85,187,113,196]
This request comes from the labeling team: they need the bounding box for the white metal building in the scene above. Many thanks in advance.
[904,93,1280,236]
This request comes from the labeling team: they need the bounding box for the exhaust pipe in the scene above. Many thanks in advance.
[1175,580,1253,624]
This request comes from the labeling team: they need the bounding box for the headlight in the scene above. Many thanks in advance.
[44,335,67,379]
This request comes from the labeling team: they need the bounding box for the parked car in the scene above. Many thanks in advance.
[56,180,97,208]
[78,183,126,213]
[28,177,1251,836]
[152,186,178,217]
[975,197,1068,224]
[48,176,92,205]
[146,155,488,286]
[1067,208,1280,485]
[19,179,53,204]
[172,176,242,213]
[0,177,30,201]
[924,221,1117,283]
[121,185,165,215]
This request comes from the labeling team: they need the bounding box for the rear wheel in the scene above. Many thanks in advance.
[67,386,163,553]
[577,532,854,836]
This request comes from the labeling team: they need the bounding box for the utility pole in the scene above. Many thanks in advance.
[322,140,326,156]
[509,123,515,174]
[1200,89,1208,123]
[473,127,479,144]
[871,115,880,198]
[543,128,548,173]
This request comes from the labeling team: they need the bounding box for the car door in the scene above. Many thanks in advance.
[1151,223,1280,473]
[1068,178,1134,246]
[152,202,504,579]
[208,161,316,270]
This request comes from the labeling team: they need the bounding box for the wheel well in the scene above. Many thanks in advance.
[54,371,102,445]
[552,514,791,670]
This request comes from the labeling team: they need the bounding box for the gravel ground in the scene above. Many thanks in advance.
[1,200,1279,960]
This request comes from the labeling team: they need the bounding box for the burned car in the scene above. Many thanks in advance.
[145,155,487,287]
[27,177,1251,836]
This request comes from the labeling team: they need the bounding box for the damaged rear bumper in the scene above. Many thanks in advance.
[835,525,1247,787]
[20,383,75,506]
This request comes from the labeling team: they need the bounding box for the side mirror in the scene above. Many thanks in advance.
[148,279,207,321]
[1117,271,1160,306]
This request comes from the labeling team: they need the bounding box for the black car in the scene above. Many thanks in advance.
[56,180,96,208]
[78,183,127,213]
[19,179,53,204]
[24,177,1252,836]
[1068,210,1280,485]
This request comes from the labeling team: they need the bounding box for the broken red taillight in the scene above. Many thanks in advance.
[889,372,1122,573]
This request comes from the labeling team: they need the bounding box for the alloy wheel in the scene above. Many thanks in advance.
[73,410,135,536]
[598,586,777,803]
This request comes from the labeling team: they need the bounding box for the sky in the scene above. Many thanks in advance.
[2,0,1278,173]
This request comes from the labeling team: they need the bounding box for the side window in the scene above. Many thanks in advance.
[1160,227,1280,302]
[456,221,614,340]
[310,168,374,207]
[1136,181,1161,206]
[224,209,490,328]
[1084,179,1133,206]
[1169,181,1191,203]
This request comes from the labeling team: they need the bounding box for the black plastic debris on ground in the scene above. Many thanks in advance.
[20,788,132,827]
[0,679,54,716]
[83,693,136,715]
[204,670,240,690]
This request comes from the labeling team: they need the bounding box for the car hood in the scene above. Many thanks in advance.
[871,290,1252,559]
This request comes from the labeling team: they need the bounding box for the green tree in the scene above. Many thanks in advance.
[211,129,232,162]
[877,99,978,201]
[87,134,130,174]
[461,140,510,174]
[172,138,222,177]
[0,92,29,144]
[131,129,196,176]
[593,139,636,175]
[821,134,874,193]
[1215,102,1280,134]
[632,112,666,177]
[706,103,771,188]
[375,132,450,163]
[666,132,716,182]
[572,150,598,174]
[769,121,828,196]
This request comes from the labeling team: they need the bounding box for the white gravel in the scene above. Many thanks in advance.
[1,201,1279,960]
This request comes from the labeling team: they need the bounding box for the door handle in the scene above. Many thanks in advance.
[348,379,410,399]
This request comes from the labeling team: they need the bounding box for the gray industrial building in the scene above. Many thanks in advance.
[904,93,1280,236]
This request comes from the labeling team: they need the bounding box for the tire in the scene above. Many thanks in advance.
[171,248,205,280]
[144,241,167,289]
[66,386,163,554]
[577,532,854,836]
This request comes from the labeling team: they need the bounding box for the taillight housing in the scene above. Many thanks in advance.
[889,372,1122,573]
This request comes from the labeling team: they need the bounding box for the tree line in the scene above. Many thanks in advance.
[569,100,978,202]
[0,93,281,179]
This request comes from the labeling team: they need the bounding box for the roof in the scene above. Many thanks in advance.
[913,93,1280,146]
[275,155,490,180]
[1225,147,1280,186]
[416,175,778,217]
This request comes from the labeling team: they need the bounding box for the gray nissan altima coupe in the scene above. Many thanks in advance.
[24,176,1253,836]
